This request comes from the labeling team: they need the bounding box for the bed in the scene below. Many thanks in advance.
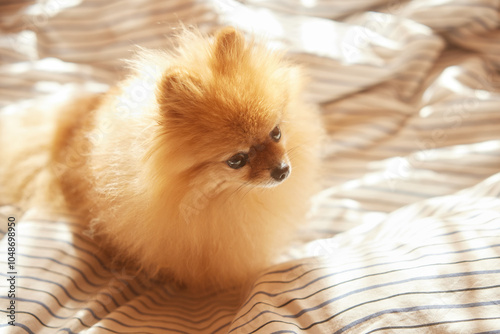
[1,0,500,333]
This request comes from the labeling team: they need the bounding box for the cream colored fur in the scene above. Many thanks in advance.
[0,27,322,291]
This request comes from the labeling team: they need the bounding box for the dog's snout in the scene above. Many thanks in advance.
[271,163,290,182]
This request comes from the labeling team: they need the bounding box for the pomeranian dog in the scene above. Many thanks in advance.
[0,27,322,291]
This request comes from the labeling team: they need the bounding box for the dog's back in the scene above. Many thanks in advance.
[0,93,101,211]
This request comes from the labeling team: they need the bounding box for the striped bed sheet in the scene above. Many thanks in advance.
[1,0,500,333]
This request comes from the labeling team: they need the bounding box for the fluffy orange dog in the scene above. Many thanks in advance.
[0,27,322,291]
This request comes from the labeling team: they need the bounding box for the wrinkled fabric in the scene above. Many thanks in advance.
[1,0,500,333]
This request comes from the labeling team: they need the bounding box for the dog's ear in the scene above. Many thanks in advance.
[156,68,203,118]
[159,68,203,96]
[212,27,245,74]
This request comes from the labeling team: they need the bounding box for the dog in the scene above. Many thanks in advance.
[0,27,322,291]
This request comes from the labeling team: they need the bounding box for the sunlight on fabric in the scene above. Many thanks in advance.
[36,58,81,73]
[408,0,453,10]
[6,58,83,75]
[300,20,344,59]
[337,198,361,210]
[33,80,107,95]
[1,101,33,115]
[20,217,77,257]
[374,156,412,180]
[421,66,495,112]
[34,81,65,93]
[4,62,32,74]
[359,211,387,229]
[421,66,462,106]
[439,68,495,100]
[224,7,284,39]
[301,0,317,8]
[336,172,395,191]
[419,105,433,118]
[300,19,399,65]
[314,187,363,209]
[26,0,82,18]
[419,140,500,160]
[474,140,500,152]
[3,30,38,59]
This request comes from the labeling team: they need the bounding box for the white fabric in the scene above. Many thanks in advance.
[1,0,500,333]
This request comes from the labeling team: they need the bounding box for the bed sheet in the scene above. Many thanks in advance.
[1,0,500,333]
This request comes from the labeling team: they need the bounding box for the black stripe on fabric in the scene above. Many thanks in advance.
[254,255,500,313]
[326,143,500,165]
[334,300,500,334]
[209,321,231,334]
[0,322,34,334]
[307,52,441,93]
[315,193,401,211]
[62,311,229,334]
[12,233,111,269]
[361,184,454,199]
[242,240,500,310]
[13,237,150,295]
[33,12,211,52]
[89,316,192,333]
[246,320,305,334]
[231,267,500,331]
[0,272,113,312]
[0,258,128,301]
[430,2,500,12]
[156,288,228,306]
[324,120,400,135]
[254,230,495,286]
[5,245,112,281]
[32,0,204,33]
[112,304,235,330]
[22,217,88,229]
[321,182,494,209]
[158,284,244,305]
[90,325,156,334]
[437,225,500,238]
[241,284,500,332]
[365,316,500,333]
[0,283,232,328]
[11,308,207,334]
[0,299,92,328]
[22,252,123,288]
[264,264,306,276]
[243,0,357,17]
[132,294,227,316]
[320,285,500,332]
[409,113,500,132]
[20,227,99,248]
[324,168,492,192]
[0,285,103,320]
[127,297,236,320]
[328,133,500,164]
[0,310,79,333]
[0,0,32,6]
[449,14,498,35]
[242,301,500,334]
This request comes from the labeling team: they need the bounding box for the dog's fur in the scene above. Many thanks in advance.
[0,27,322,291]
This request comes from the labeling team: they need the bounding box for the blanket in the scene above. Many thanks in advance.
[1,0,500,333]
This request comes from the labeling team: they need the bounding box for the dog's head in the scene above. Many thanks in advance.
[154,27,302,189]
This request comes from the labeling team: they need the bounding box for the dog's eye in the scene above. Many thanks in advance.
[227,152,248,169]
[270,125,281,142]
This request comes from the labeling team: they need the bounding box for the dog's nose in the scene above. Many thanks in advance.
[271,163,290,182]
